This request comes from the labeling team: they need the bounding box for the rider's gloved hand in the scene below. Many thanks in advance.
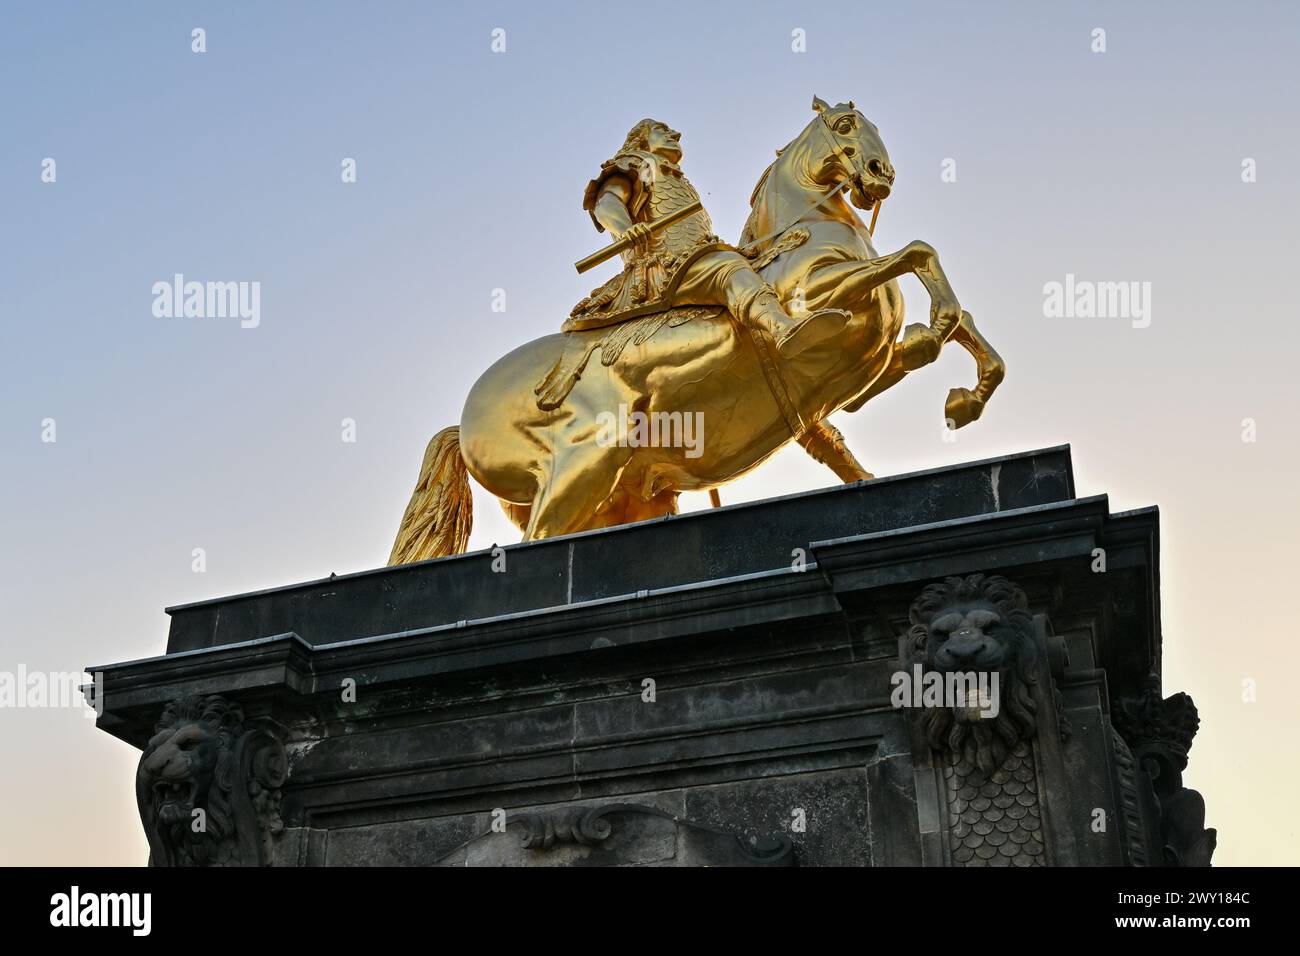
[622,222,653,255]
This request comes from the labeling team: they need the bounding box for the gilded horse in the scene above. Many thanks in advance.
[389,99,1004,563]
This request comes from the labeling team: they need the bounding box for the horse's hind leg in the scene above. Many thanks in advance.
[500,500,531,533]
[799,420,874,481]
[615,487,679,523]
[524,446,629,541]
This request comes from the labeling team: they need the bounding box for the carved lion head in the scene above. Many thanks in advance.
[907,574,1040,774]
[135,694,284,866]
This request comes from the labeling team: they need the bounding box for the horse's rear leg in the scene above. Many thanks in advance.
[500,500,531,533]
[613,487,680,524]
[524,447,628,541]
[799,420,874,481]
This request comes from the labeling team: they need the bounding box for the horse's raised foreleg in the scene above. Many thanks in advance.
[798,419,874,481]
[943,311,1006,427]
[844,311,1004,427]
[797,248,915,304]
[796,240,962,370]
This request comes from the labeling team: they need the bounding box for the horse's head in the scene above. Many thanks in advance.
[803,96,895,209]
[742,96,897,250]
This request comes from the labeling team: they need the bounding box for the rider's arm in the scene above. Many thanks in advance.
[592,175,653,254]
[591,175,636,238]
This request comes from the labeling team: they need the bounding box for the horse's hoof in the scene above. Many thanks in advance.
[945,387,985,429]
[900,323,941,370]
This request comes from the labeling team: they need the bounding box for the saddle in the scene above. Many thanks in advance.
[534,229,812,413]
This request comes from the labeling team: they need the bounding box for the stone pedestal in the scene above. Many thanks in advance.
[92,446,1214,866]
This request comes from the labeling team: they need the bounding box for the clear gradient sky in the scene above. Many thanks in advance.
[2,0,1297,865]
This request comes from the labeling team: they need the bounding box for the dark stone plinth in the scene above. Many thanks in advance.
[160,446,1074,654]
[93,446,1214,866]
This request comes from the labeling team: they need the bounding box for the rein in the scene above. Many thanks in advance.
[742,176,850,253]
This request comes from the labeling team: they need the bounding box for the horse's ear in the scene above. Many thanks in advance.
[847,100,855,109]
[812,95,830,114]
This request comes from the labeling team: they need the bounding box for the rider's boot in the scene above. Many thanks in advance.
[745,291,851,357]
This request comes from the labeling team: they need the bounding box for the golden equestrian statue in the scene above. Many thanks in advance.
[389,97,1005,564]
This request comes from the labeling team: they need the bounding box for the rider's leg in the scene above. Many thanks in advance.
[677,251,850,357]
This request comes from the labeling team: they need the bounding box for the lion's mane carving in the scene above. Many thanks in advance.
[135,694,286,867]
[907,574,1039,774]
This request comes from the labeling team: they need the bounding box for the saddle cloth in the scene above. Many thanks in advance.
[534,305,725,411]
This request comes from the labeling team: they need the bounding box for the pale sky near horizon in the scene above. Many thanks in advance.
[2,0,1298,866]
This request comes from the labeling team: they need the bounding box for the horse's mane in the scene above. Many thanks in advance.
[741,144,792,247]
[749,154,780,208]
[740,163,773,246]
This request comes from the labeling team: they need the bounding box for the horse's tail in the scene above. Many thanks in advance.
[388,426,473,564]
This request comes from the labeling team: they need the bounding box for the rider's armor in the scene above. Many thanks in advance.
[569,150,725,329]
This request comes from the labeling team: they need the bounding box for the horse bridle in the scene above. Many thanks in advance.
[743,109,882,253]
[813,106,883,234]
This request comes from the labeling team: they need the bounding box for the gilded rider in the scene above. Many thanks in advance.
[566,118,849,357]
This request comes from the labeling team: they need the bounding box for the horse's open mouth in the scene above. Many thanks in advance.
[850,177,892,210]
